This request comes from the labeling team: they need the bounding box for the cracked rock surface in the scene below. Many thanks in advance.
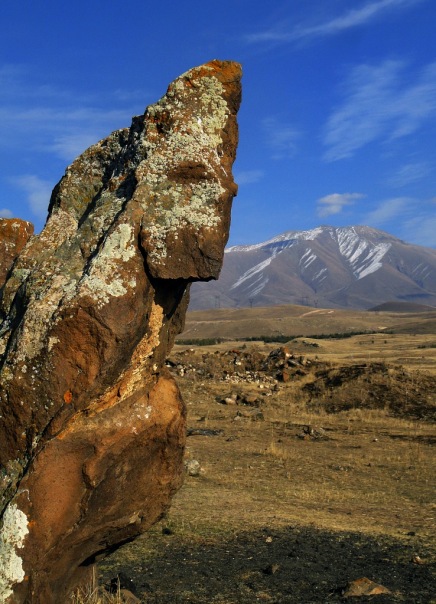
[0,59,241,603]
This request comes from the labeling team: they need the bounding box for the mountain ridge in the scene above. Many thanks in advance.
[190,225,436,310]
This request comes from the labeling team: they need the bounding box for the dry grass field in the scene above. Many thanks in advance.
[95,306,435,603]
[181,304,436,341]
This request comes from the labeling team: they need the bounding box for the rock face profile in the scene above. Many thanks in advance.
[0,60,241,603]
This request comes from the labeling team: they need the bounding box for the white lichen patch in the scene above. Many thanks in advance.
[48,336,60,352]
[12,273,78,366]
[37,207,78,249]
[136,69,230,261]
[0,503,29,601]
[133,404,153,422]
[79,223,137,308]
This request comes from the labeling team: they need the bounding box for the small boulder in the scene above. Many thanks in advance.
[185,459,202,476]
[342,577,391,597]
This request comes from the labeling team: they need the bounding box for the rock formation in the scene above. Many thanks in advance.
[0,219,34,291]
[0,60,241,603]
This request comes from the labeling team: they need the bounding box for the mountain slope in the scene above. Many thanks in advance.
[190,226,436,310]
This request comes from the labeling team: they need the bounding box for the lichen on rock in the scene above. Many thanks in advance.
[0,503,29,601]
[0,59,241,603]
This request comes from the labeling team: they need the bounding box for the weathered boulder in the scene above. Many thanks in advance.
[0,60,241,603]
[0,219,34,289]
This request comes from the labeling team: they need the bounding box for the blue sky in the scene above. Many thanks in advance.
[0,0,435,247]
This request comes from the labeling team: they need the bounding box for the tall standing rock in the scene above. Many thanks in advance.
[0,60,241,603]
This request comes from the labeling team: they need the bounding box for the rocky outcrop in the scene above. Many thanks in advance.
[0,219,34,289]
[0,60,241,603]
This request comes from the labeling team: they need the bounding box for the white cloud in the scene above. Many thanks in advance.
[50,132,108,162]
[0,66,145,163]
[402,213,436,247]
[364,197,410,225]
[0,208,13,218]
[387,162,431,187]
[324,60,436,161]
[0,105,130,162]
[317,192,365,217]
[234,170,264,185]
[245,0,424,45]
[14,175,53,220]
[362,196,436,246]
[262,117,300,159]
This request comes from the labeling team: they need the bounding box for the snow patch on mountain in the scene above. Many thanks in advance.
[354,243,392,279]
[299,249,317,270]
[314,267,328,282]
[226,227,324,253]
[250,277,270,297]
[230,254,276,291]
[411,262,433,281]
[335,228,391,279]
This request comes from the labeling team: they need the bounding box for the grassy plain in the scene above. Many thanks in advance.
[97,305,435,603]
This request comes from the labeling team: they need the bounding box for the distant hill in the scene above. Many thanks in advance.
[190,225,436,310]
[369,301,436,313]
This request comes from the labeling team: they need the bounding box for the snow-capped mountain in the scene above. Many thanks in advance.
[189,226,436,310]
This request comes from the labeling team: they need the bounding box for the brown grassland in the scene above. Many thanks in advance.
[81,306,435,603]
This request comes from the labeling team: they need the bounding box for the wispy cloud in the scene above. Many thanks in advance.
[364,197,411,225]
[0,65,147,162]
[317,192,365,217]
[0,208,13,218]
[387,162,431,187]
[362,196,436,246]
[324,60,436,161]
[234,170,265,185]
[402,213,436,247]
[262,117,300,159]
[13,175,54,220]
[0,106,131,161]
[245,0,423,45]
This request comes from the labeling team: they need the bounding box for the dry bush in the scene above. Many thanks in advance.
[70,571,122,604]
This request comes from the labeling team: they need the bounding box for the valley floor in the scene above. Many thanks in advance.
[99,336,435,603]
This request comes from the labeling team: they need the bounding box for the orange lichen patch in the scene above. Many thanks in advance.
[201,59,242,83]
[63,390,73,404]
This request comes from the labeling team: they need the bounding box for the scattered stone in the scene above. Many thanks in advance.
[110,573,137,595]
[223,396,238,405]
[243,393,261,406]
[185,459,202,476]
[298,425,328,440]
[342,577,391,597]
[263,563,280,575]
[279,368,292,382]
[168,345,313,385]
[119,589,141,604]
[187,428,224,436]
[236,409,264,421]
